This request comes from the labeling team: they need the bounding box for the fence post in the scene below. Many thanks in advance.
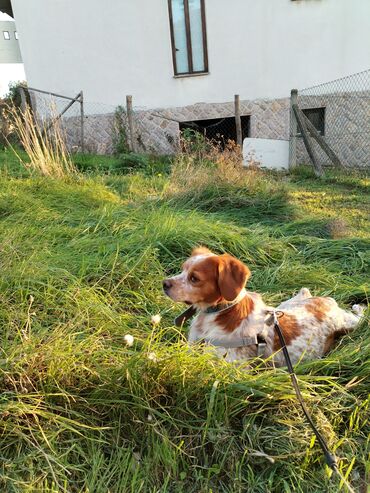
[19,86,27,112]
[289,89,298,170]
[292,104,323,177]
[126,95,136,152]
[80,90,85,153]
[234,94,242,148]
[301,113,343,168]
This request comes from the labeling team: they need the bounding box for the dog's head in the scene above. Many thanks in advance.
[163,247,251,307]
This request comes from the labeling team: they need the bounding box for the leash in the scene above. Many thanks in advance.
[272,310,356,493]
[174,305,197,327]
[174,304,357,491]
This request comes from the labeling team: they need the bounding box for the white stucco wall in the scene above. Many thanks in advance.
[10,0,370,108]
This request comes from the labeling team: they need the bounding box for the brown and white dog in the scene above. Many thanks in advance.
[163,247,364,366]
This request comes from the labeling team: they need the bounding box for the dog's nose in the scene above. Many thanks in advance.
[163,279,172,291]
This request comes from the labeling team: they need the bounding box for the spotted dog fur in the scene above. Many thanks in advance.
[163,248,364,365]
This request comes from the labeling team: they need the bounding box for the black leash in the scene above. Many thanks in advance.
[272,310,355,493]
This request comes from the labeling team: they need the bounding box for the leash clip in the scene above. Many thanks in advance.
[272,310,284,323]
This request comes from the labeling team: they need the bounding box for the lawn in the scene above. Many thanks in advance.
[0,147,368,493]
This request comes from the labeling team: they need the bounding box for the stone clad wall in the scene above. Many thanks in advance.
[58,97,290,155]
[296,91,370,168]
[62,113,116,155]
[133,97,290,154]
[48,93,368,168]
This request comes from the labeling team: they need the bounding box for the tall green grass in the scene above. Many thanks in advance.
[0,149,368,492]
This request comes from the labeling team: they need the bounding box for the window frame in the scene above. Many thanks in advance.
[14,31,18,40]
[168,0,209,77]
[3,31,10,40]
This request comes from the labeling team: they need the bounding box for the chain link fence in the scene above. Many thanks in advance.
[22,87,122,154]
[2,69,369,170]
[130,98,257,155]
[23,89,255,156]
[292,69,370,168]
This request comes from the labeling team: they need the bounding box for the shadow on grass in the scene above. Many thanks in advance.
[290,165,369,194]
[165,183,296,228]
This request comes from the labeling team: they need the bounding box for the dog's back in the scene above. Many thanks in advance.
[271,287,364,365]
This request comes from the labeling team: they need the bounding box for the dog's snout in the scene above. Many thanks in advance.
[163,279,173,291]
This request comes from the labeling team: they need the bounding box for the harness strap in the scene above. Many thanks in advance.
[202,335,267,357]
[204,335,258,348]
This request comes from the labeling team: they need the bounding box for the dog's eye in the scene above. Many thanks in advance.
[190,275,199,283]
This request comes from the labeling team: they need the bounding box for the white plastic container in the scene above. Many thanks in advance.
[243,138,289,171]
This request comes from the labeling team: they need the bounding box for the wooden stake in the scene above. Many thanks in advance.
[19,86,27,112]
[292,103,323,177]
[234,94,242,148]
[126,95,136,152]
[289,89,298,170]
[301,112,343,168]
[80,90,85,153]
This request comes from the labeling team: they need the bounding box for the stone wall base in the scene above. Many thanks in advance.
[58,94,368,168]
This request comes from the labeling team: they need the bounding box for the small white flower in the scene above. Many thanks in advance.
[124,334,134,347]
[151,314,161,325]
[147,414,153,422]
[147,352,158,362]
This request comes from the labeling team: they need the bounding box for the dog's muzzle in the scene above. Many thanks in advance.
[162,279,173,294]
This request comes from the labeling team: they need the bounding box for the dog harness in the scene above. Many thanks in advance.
[174,301,267,357]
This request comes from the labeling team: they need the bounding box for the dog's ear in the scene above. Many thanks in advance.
[191,246,213,257]
[218,254,251,301]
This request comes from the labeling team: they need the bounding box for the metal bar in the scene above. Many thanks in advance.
[25,86,80,101]
[43,91,82,134]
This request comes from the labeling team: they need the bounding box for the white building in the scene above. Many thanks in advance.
[3,0,370,162]
[0,11,25,97]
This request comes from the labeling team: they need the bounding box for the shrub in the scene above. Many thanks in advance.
[112,105,129,155]
[0,81,28,148]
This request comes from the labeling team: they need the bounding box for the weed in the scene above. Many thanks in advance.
[112,105,129,155]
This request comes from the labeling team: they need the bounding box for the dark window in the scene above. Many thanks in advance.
[3,31,10,40]
[179,116,250,148]
[302,107,325,135]
[168,0,208,76]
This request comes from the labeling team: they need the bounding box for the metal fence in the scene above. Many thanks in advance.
[14,89,250,156]
[23,87,120,154]
[290,69,370,169]
[2,69,369,170]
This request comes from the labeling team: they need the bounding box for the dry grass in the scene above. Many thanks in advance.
[7,104,77,178]
[168,137,260,193]
[326,218,351,239]
[165,136,291,224]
